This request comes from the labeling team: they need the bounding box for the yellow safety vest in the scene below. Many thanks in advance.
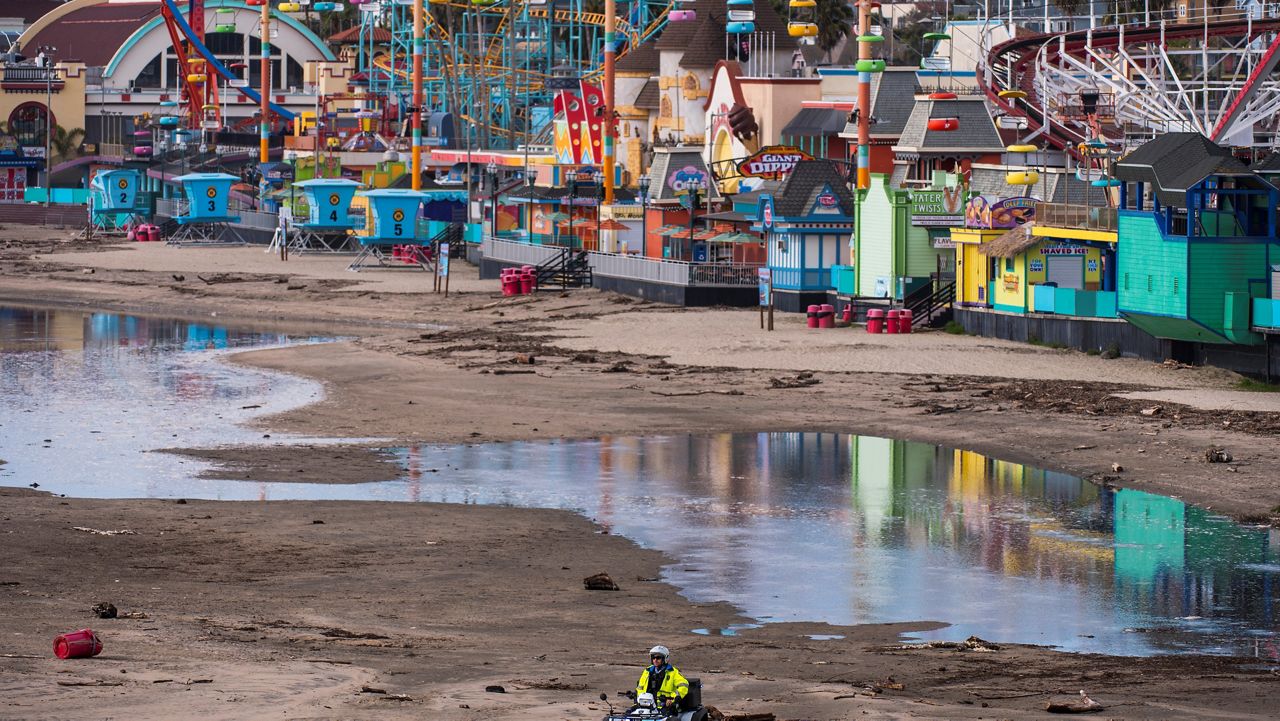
[635,664,689,705]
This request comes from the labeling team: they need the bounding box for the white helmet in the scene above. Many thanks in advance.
[649,645,670,658]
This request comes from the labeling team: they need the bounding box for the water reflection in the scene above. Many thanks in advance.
[381,435,1280,659]
[0,306,335,497]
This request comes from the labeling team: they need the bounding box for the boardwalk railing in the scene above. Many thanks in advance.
[484,237,760,287]
[156,197,280,232]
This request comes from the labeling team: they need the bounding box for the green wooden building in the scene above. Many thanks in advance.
[1114,134,1279,345]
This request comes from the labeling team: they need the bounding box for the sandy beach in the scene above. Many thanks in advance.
[3,229,1280,719]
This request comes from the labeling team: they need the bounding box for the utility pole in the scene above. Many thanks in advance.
[44,46,53,206]
[855,1,871,189]
[259,0,270,171]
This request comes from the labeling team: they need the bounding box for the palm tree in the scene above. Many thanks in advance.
[814,0,855,64]
[49,126,86,164]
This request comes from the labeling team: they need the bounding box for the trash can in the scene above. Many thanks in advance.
[866,308,884,333]
[898,308,913,334]
[806,305,820,329]
[818,304,835,329]
[886,309,901,334]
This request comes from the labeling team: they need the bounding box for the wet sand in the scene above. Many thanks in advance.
[2,231,1280,719]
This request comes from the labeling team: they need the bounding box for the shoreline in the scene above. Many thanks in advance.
[3,237,1280,718]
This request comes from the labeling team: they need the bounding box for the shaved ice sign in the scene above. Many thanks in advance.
[737,146,813,180]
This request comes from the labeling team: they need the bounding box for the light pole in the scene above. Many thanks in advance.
[487,159,498,239]
[41,44,56,206]
[638,175,650,256]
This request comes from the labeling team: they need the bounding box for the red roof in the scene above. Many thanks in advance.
[22,3,161,67]
[328,25,392,44]
[6,0,63,25]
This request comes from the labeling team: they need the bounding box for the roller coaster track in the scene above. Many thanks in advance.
[978,18,1280,155]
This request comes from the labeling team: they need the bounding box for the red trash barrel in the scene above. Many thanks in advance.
[519,272,535,295]
[866,308,884,334]
[500,270,514,296]
[127,227,137,242]
[54,629,103,659]
[841,304,852,324]
[806,305,820,328]
[886,309,901,334]
[148,225,161,243]
[899,308,914,334]
[818,304,835,329]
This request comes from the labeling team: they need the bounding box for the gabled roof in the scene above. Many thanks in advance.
[773,160,855,217]
[1253,153,1280,173]
[896,97,1003,152]
[1115,133,1264,207]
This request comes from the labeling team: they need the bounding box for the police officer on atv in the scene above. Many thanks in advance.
[635,645,689,716]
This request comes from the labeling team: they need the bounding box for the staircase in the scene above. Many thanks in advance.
[904,277,956,328]
[534,246,593,290]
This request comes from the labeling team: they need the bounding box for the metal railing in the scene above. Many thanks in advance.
[484,237,761,288]
[1034,203,1118,233]
[156,197,279,231]
[1,66,63,84]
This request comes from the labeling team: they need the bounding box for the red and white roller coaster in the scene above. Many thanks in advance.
[978,15,1280,159]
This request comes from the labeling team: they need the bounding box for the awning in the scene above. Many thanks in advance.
[701,210,752,223]
[709,231,761,243]
[977,223,1038,257]
[656,224,686,236]
[780,107,849,137]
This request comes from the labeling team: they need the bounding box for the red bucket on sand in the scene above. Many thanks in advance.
[54,629,103,659]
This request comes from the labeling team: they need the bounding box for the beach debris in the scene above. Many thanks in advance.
[1045,689,1104,713]
[769,372,819,389]
[1139,406,1163,417]
[492,369,536,376]
[571,353,598,363]
[485,685,506,693]
[182,679,213,685]
[117,611,148,620]
[511,354,537,365]
[319,627,389,640]
[171,274,185,282]
[1073,444,1097,451]
[583,572,619,591]
[72,527,137,536]
[1111,463,1125,473]
[720,712,771,721]
[56,680,122,687]
[602,361,632,373]
[360,685,386,694]
[91,602,117,619]
[884,635,1000,652]
[1204,448,1233,463]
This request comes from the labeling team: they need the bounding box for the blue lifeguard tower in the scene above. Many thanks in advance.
[290,178,361,252]
[86,168,142,238]
[348,189,429,271]
[167,172,244,245]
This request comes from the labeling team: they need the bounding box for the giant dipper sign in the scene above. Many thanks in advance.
[737,146,814,180]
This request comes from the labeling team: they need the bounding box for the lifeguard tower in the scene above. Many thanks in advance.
[167,173,244,245]
[290,178,362,252]
[348,189,429,271]
[85,168,142,238]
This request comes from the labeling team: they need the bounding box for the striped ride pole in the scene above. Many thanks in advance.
[412,0,424,191]
[603,0,616,203]
[856,0,871,190]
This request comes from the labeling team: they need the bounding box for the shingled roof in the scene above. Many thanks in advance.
[1115,133,1264,207]
[870,70,921,137]
[773,160,855,218]
[617,39,660,73]
[896,97,1003,152]
[633,78,660,109]
[21,1,161,66]
[647,148,723,203]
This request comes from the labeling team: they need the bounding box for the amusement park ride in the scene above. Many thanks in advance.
[125,0,1280,208]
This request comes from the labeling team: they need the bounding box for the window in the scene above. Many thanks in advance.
[1005,258,1013,272]
[1124,272,1129,290]
[134,54,162,88]
[1147,275,1153,292]
[286,57,303,90]
[8,103,52,148]
[1173,276,1179,295]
